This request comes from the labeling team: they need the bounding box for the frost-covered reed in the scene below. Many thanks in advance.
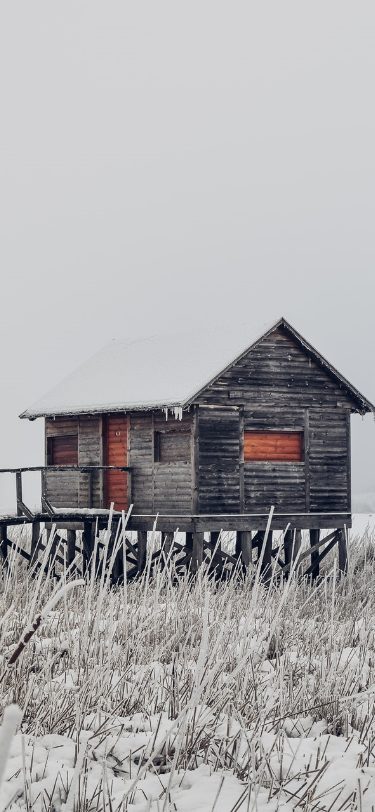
[1,520,375,810]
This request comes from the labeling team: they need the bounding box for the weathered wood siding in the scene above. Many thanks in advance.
[195,327,353,514]
[198,407,240,514]
[78,415,102,508]
[153,412,193,513]
[44,326,353,517]
[309,410,349,512]
[129,411,193,514]
[45,415,102,508]
[129,413,153,513]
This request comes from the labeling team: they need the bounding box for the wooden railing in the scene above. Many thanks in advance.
[0,466,132,518]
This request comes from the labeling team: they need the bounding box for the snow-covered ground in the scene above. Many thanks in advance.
[2,519,375,811]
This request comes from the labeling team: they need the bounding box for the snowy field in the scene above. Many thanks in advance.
[1,517,375,811]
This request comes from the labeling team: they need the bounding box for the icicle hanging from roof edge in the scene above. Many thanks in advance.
[163,407,182,420]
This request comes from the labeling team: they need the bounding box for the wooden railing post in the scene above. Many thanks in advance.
[16,471,22,516]
[41,468,47,504]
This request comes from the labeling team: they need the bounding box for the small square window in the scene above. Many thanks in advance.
[154,431,190,463]
[47,435,78,465]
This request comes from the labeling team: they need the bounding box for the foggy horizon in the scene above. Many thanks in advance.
[1,2,374,509]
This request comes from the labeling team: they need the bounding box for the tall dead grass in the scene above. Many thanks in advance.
[1,519,375,809]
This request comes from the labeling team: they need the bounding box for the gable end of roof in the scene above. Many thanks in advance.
[184,317,375,415]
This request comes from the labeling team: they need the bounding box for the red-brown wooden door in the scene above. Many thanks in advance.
[104,414,128,511]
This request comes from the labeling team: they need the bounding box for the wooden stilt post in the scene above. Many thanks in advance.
[284,528,302,577]
[185,532,193,567]
[294,529,302,572]
[283,528,293,576]
[67,529,76,567]
[191,532,204,573]
[137,530,147,574]
[29,521,40,568]
[82,521,95,574]
[310,529,320,579]
[338,528,348,574]
[236,531,252,569]
[185,532,193,549]
[110,525,121,583]
[259,530,272,577]
[0,525,8,564]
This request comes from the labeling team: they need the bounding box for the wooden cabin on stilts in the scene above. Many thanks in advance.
[1,317,374,580]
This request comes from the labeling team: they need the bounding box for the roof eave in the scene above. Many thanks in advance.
[19,401,188,421]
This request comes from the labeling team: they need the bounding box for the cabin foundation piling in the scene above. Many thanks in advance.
[0,509,353,583]
[309,529,320,580]
[338,528,348,575]
[67,529,76,567]
[137,531,147,574]
[191,532,204,573]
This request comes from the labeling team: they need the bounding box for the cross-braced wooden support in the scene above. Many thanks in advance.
[0,510,350,583]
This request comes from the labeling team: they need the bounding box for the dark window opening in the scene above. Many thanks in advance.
[244,431,303,462]
[47,435,78,465]
[154,431,191,463]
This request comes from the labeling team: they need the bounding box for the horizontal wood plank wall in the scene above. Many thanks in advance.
[197,330,354,409]
[198,407,240,514]
[244,463,306,512]
[195,328,353,514]
[153,411,193,513]
[309,410,349,512]
[46,415,103,508]
[129,413,153,513]
[242,407,306,512]
[45,417,79,507]
[79,415,102,508]
[46,416,79,436]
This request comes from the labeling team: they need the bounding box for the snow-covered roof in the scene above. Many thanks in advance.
[20,318,375,419]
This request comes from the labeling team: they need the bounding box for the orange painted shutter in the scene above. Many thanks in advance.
[105,414,128,510]
[244,432,303,462]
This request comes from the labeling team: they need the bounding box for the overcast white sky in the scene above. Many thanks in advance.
[1,2,374,507]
